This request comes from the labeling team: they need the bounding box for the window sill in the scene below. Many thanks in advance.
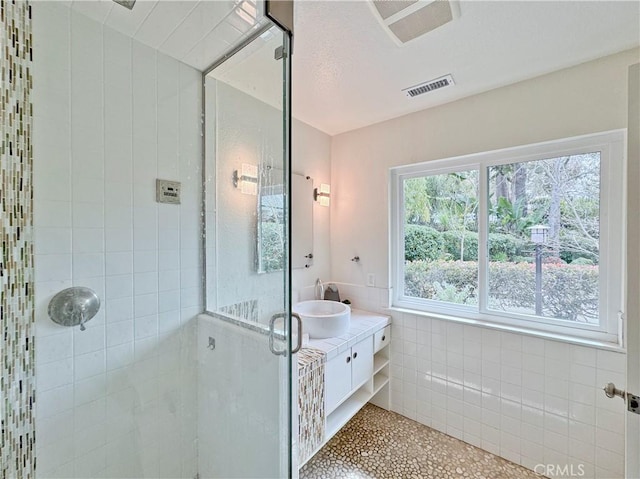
[386,306,625,353]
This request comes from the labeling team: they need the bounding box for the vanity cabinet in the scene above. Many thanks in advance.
[325,337,374,414]
[323,326,390,441]
[298,310,391,469]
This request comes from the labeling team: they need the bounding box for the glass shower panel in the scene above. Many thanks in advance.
[201,23,293,478]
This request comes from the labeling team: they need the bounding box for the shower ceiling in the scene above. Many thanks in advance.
[64,0,639,136]
[65,0,266,70]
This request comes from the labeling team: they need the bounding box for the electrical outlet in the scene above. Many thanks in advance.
[366,273,375,287]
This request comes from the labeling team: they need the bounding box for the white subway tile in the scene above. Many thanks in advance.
[74,374,107,406]
[105,274,133,300]
[595,407,625,434]
[522,336,545,356]
[73,253,105,279]
[135,314,158,339]
[37,331,73,365]
[135,250,158,273]
[36,254,72,282]
[569,401,596,425]
[595,448,624,477]
[545,357,570,380]
[544,394,569,416]
[544,429,568,454]
[544,412,568,436]
[105,228,133,253]
[74,349,106,381]
[107,342,134,371]
[522,388,545,410]
[106,297,134,323]
[37,435,75,475]
[463,339,481,358]
[463,371,482,391]
[35,228,72,255]
[571,345,597,367]
[106,251,133,276]
[569,383,598,405]
[501,382,522,403]
[569,419,596,444]
[570,363,597,386]
[73,202,104,229]
[105,206,133,230]
[595,428,625,455]
[545,376,569,399]
[37,358,74,392]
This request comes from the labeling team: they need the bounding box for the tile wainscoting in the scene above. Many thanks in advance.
[323,282,626,479]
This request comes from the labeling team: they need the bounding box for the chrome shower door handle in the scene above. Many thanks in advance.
[291,313,303,354]
[269,312,287,356]
[269,312,303,356]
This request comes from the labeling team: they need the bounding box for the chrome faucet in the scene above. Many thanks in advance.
[315,278,324,300]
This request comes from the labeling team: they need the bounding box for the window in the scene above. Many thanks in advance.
[391,131,625,343]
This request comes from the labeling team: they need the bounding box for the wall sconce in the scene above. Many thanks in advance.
[314,184,331,207]
[233,163,258,195]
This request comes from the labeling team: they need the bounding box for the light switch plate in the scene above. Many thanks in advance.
[156,179,181,205]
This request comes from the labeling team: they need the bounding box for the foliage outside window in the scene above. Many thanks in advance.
[391,131,625,343]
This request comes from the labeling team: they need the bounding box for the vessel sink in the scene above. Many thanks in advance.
[293,300,351,339]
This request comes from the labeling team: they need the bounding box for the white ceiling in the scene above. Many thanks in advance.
[292,1,640,135]
[65,0,640,136]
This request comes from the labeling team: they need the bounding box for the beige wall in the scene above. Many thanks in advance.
[329,48,639,478]
[330,47,640,289]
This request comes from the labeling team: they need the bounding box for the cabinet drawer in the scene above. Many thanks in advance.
[374,326,390,353]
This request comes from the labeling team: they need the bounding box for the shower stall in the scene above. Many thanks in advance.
[23,1,295,477]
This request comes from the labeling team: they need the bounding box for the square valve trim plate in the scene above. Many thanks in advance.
[156,179,181,205]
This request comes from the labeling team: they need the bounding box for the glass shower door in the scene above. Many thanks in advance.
[200,21,294,479]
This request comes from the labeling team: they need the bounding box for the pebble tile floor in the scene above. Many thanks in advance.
[299,404,543,479]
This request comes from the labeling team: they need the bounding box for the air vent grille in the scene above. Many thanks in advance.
[403,74,455,98]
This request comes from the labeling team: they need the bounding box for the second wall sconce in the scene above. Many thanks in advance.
[233,163,258,195]
[314,183,331,207]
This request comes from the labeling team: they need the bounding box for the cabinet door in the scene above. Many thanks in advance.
[351,337,374,389]
[325,349,353,414]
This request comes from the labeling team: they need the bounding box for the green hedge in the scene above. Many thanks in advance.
[404,225,443,261]
[404,260,598,322]
[405,224,527,262]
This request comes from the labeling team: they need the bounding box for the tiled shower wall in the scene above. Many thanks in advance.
[32,3,202,477]
[334,283,627,479]
[0,1,35,477]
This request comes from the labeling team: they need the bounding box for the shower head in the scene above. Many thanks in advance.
[113,0,136,10]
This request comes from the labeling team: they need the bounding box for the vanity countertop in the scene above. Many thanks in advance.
[303,309,391,361]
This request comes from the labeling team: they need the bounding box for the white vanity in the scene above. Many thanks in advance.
[297,309,391,467]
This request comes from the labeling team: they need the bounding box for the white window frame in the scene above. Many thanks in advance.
[390,130,626,345]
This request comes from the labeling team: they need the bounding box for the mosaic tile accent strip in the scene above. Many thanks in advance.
[219,298,259,322]
[300,404,545,479]
[298,347,326,466]
[0,1,35,478]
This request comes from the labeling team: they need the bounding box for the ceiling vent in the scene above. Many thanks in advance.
[370,0,460,45]
[403,74,455,98]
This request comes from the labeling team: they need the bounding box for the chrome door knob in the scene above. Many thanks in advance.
[603,382,626,399]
